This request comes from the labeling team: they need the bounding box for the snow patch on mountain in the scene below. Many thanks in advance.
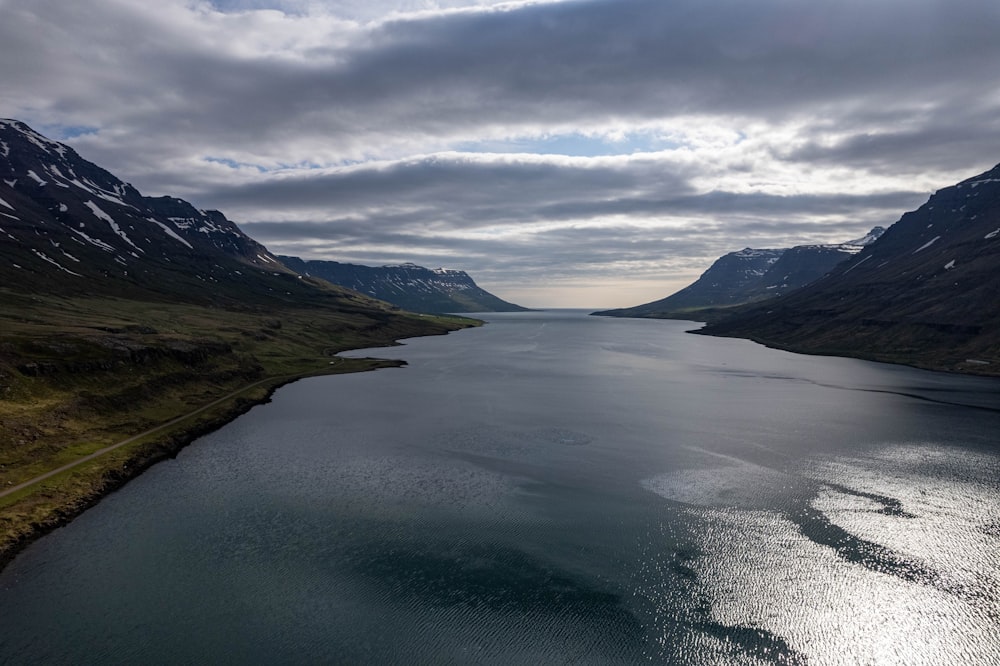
[913,236,941,254]
[66,177,97,195]
[146,217,193,249]
[32,249,81,276]
[69,227,115,252]
[969,178,1000,189]
[83,200,114,224]
[85,200,142,251]
[47,163,68,180]
[0,196,13,210]
[734,248,783,259]
[843,226,886,247]
[16,125,60,155]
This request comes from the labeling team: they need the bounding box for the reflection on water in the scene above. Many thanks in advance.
[643,441,1000,664]
[0,311,997,664]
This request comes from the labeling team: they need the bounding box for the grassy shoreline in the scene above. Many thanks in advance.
[691,328,1000,378]
[596,311,1000,378]
[0,359,404,572]
[0,291,479,572]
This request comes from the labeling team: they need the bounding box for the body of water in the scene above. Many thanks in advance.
[1,311,998,664]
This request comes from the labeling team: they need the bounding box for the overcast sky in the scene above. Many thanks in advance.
[3,0,1000,307]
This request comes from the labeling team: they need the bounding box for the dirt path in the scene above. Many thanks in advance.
[0,375,287,501]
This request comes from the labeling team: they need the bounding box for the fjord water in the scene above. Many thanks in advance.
[1,311,998,664]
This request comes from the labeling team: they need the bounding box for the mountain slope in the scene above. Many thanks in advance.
[0,120,475,565]
[0,119,354,307]
[278,257,528,313]
[698,165,1000,374]
[738,229,885,304]
[602,248,785,316]
[594,228,883,319]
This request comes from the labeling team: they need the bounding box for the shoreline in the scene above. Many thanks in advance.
[0,318,475,574]
[689,327,1000,379]
[596,313,1000,379]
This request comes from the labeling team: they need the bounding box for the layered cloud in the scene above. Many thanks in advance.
[2,0,999,305]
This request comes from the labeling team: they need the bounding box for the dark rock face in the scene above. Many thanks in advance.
[594,228,884,318]
[278,257,528,314]
[0,119,322,306]
[629,248,786,313]
[698,164,1000,373]
[748,242,870,300]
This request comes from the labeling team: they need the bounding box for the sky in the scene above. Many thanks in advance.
[3,0,1000,307]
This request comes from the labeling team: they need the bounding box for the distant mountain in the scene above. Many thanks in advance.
[278,257,528,314]
[742,228,886,302]
[613,247,786,315]
[594,228,884,319]
[698,164,1000,374]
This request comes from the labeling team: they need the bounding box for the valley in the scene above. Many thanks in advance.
[597,163,1000,377]
[0,288,475,569]
[0,119,479,567]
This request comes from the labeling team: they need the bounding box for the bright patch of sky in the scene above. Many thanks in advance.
[204,157,271,172]
[205,0,557,22]
[454,130,687,158]
[42,124,100,141]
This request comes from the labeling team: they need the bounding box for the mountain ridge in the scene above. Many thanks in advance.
[278,255,528,314]
[594,227,884,319]
[696,163,1000,375]
[0,118,349,308]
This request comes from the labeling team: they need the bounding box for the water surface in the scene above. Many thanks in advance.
[1,311,998,664]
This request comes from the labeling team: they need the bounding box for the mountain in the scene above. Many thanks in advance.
[593,228,884,319]
[0,118,362,308]
[741,228,886,302]
[0,119,474,564]
[0,116,471,401]
[600,247,785,316]
[278,256,528,314]
[697,164,1000,375]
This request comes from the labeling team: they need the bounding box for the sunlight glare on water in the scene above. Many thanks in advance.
[642,440,1000,665]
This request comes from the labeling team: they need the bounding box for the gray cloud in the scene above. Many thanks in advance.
[8,0,1000,167]
[784,103,1000,173]
[2,0,999,305]
[237,176,914,286]
[212,155,921,246]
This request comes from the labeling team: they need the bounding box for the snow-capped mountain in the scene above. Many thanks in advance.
[747,227,885,299]
[0,119,318,305]
[699,164,1000,373]
[594,228,884,318]
[278,257,528,313]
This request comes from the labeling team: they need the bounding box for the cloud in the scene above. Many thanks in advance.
[229,150,923,292]
[2,0,999,305]
[783,102,1000,173]
[206,150,919,229]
